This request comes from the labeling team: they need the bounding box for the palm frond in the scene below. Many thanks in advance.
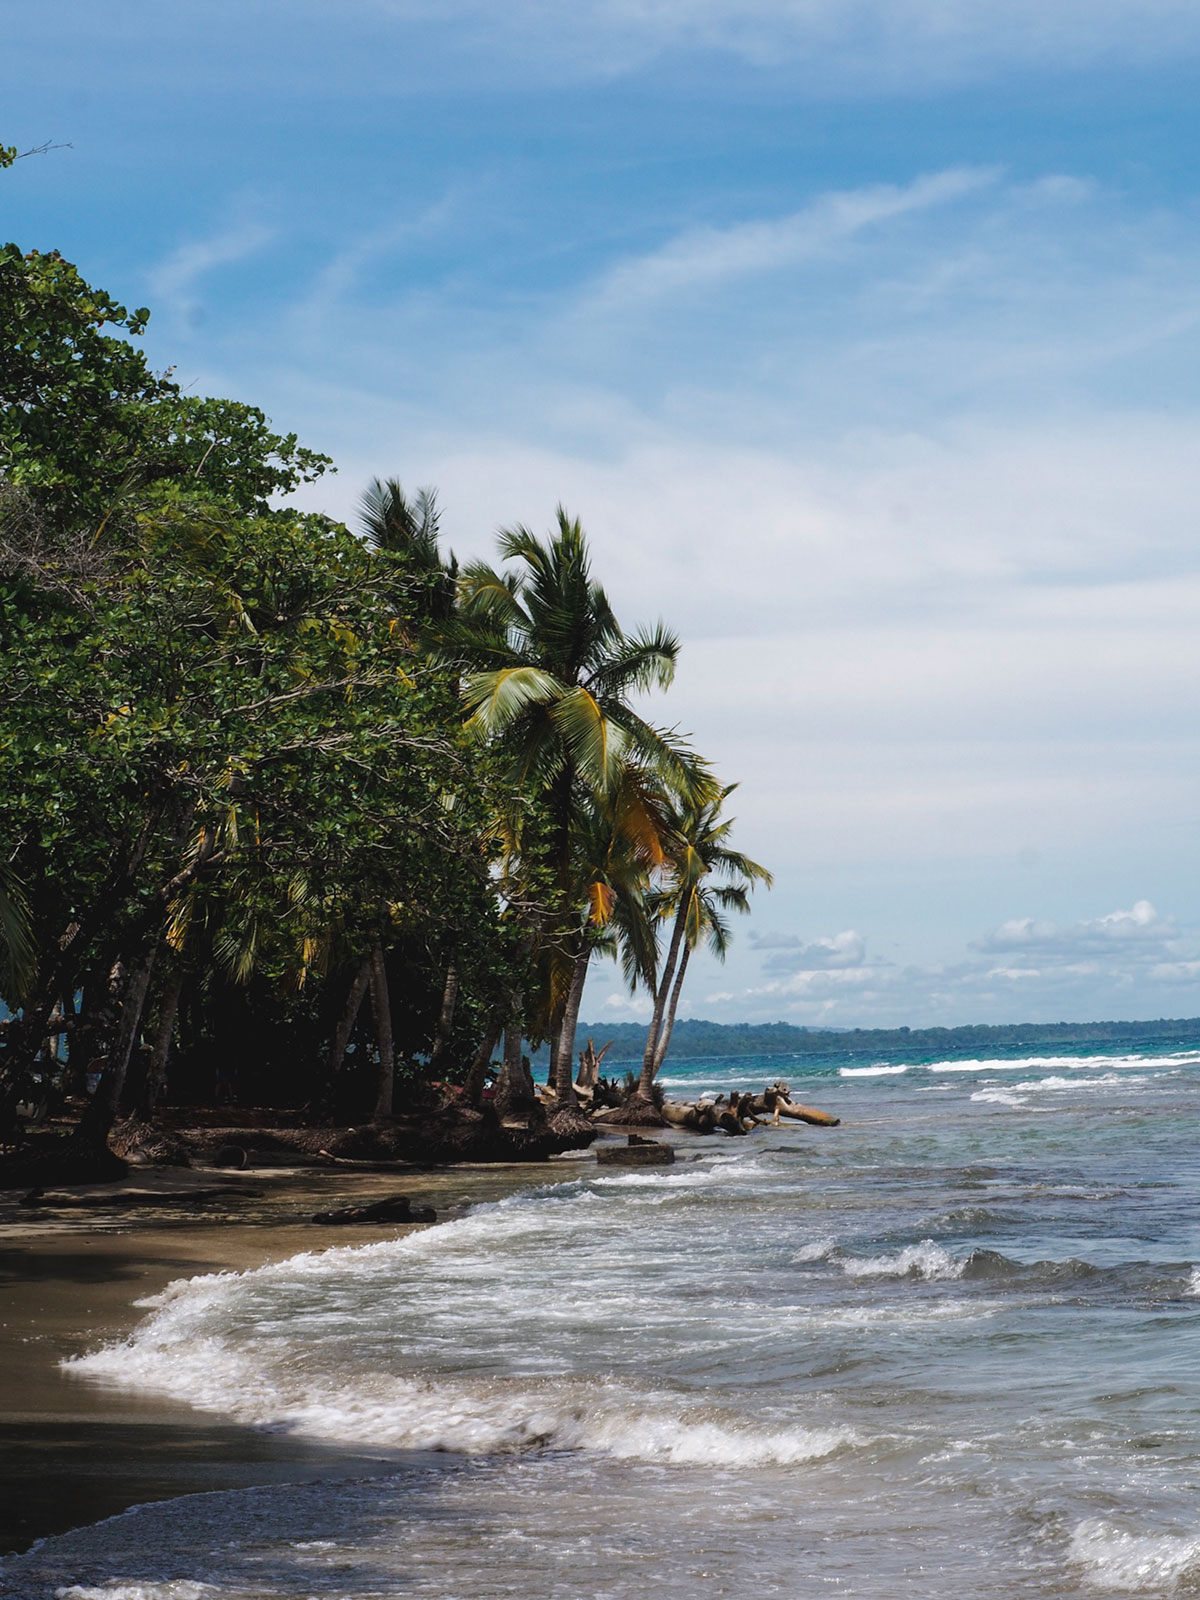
[463,665,565,737]
[549,685,627,794]
[588,622,679,698]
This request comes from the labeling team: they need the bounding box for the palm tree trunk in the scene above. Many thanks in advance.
[637,890,690,1099]
[75,941,158,1149]
[652,941,691,1076]
[495,1000,536,1122]
[427,964,459,1076]
[370,939,394,1122]
[545,1008,563,1089]
[329,954,372,1076]
[553,942,591,1102]
[463,1007,504,1106]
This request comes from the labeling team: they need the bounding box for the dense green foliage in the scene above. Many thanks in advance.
[0,218,767,1152]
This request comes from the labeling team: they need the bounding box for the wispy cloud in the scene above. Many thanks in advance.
[588,169,996,308]
[147,221,275,320]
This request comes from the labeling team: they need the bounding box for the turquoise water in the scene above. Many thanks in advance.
[4,1041,1199,1598]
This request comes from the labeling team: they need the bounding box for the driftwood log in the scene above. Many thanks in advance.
[311,1194,436,1225]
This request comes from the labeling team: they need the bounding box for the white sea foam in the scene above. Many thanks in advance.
[970,1087,1029,1106]
[927,1051,1194,1075]
[840,1064,908,1077]
[1186,1267,1200,1297]
[792,1236,837,1263]
[841,1240,966,1280]
[66,1237,862,1470]
[69,1322,857,1466]
[592,1159,762,1190]
[56,1585,218,1600]
[1068,1518,1200,1590]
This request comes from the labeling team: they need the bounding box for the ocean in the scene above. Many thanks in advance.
[4,1040,1199,1599]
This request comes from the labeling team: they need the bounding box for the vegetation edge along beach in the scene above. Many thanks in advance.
[0,154,791,1188]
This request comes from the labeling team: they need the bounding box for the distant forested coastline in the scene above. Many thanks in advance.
[574,1016,1200,1061]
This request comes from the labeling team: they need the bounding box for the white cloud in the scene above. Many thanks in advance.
[976,901,1175,956]
[750,928,868,972]
[710,900,1200,1025]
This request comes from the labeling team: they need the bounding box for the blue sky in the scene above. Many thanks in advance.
[7,1,1200,1027]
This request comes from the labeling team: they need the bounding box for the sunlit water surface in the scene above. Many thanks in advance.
[4,1044,1199,1599]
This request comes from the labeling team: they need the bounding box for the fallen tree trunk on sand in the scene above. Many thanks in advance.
[776,1099,840,1127]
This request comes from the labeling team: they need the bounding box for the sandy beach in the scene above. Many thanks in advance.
[0,1160,555,1556]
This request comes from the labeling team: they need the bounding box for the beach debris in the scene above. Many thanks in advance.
[656,1082,840,1134]
[19,1185,263,1208]
[311,1193,437,1225]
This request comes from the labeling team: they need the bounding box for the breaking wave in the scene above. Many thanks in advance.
[1068,1518,1200,1590]
[55,1586,219,1600]
[841,1240,966,1280]
[64,1228,862,1470]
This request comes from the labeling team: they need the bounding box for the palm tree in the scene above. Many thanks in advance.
[359,477,457,623]
[636,788,771,1099]
[454,510,715,1099]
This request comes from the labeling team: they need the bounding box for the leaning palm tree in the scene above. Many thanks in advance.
[636,787,771,1100]
[454,510,716,1098]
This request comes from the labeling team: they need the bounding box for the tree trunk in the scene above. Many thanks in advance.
[370,940,394,1122]
[652,942,691,1076]
[75,942,158,1149]
[138,960,185,1119]
[463,1007,504,1106]
[329,954,372,1076]
[553,942,591,1102]
[494,995,536,1123]
[576,1037,611,1093]
[427,963,459,1076]
[545,1007,563,1089]
[637,890,690,1099]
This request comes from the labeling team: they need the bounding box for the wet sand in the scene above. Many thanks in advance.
[0,1160,557,1555]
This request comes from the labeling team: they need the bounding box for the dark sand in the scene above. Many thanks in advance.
[0,1160,559,1555]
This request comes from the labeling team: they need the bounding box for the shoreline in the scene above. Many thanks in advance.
[0,1160,561,1557]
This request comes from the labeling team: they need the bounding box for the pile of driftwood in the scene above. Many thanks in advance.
[658,1083,839,1135]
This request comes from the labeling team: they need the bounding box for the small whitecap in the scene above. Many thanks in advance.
[841,1240,966,1280]
[1068,1517,1200,1590]
[792,1236,837,1263]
